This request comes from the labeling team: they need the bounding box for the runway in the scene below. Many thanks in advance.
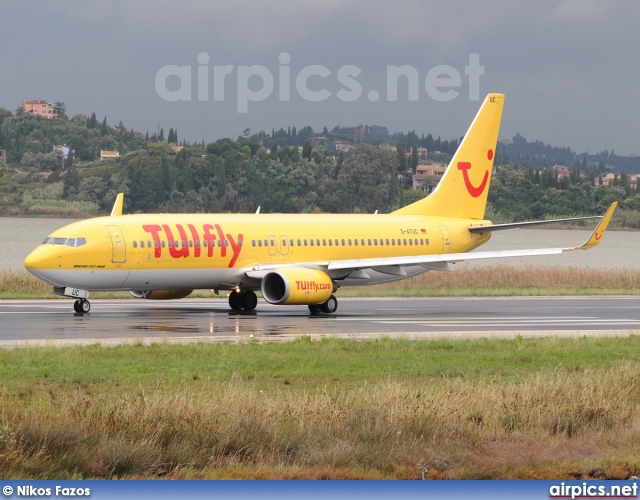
[1,296,639,347]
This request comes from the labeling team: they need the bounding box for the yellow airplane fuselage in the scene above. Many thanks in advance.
[24,212,491,291]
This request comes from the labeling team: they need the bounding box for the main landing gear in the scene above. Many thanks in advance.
[229,290,258,311]
[308,294,338,315]
[73,299,90,314]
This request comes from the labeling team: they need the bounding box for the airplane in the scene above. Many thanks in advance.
[24,93,617,314]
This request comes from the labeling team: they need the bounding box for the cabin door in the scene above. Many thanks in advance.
[105,225,127,263]
[439,225,451,254]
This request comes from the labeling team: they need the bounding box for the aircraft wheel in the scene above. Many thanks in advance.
[308,304,323,315]
[73,300,81,313]
[75,299,90,314]
[320,295,338,314]
[228,290,243,311]
[241,291,258,311]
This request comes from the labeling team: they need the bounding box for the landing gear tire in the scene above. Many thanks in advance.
[320,295,338,314]
[74,299,90,314]
[240,291,258,311]
[308,304,323,315]
[229,290,243,311]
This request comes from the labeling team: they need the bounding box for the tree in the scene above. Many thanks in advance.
[302,140,312,160]
[411,146,419,173]
[88,112,98,129]
[53,102,67,118]
[63,164,81,198]
[167,128,176,143]
[101,116,108,136]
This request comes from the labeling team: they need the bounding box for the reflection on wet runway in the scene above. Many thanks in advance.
[1,296,640,346]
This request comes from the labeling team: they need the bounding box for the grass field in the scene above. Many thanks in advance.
[1,336,640,479]
[4,265,640,299]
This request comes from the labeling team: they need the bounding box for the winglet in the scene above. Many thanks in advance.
[110,193,124,216]
[570,201,617,251]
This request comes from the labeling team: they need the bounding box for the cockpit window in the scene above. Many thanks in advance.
[45,237,87,248]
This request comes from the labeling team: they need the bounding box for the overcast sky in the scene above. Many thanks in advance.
[3,0,639,155]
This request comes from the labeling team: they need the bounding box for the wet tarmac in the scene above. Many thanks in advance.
[1,296,639,346]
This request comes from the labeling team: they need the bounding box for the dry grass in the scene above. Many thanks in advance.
[1,364,639,479]
[345,264,640,296]
[0,270,51,296]
[5,266,640,299]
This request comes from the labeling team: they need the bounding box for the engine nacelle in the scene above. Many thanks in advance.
[261,268,334,305]
[129,290,193,300]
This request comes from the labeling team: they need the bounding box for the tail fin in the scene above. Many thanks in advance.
[393,93,505,219]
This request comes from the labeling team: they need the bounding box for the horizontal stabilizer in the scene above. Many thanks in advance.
[469,215,602,233]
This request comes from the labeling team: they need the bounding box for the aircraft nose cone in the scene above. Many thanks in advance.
[24,245,56,274]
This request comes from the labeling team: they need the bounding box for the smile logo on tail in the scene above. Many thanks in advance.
[457,162,489,198]
[457,149,493,198]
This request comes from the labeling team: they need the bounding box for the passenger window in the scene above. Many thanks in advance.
[409,239,413,246]
[328,239,332,246]
[323,239,327,246]
[425,239,429,245]
[342,239,345,246]
[368,239,371,246]
[203,240,208,248]
[310,240,314,247]
[316,239,320,246]
[133,241,138,248]
[168,240,173,248]
[297,239,301,246]
[225,241,229,247]
[175,240,179,248]
[154,241,159,248]
[386,239,390,245]
[290,239,294,246]
[238,240,243,247]
[361,239,365,246]
[304,239,308,246]
[373,239,377,246]
[403,239,407,245]
[147,241,151,248]
[258,240,262,247]
[354,239,358,246]
[189,240,193,248]
[263,239,268,247]
[195,240,200,248]
[335,239,339,246]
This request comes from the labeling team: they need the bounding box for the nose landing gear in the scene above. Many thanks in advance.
[73,299,90,314]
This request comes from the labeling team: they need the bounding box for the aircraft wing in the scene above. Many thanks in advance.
[245,202,617,278]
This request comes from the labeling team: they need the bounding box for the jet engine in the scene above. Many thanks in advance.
[129,290,193,300]
[261,268,335,305]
